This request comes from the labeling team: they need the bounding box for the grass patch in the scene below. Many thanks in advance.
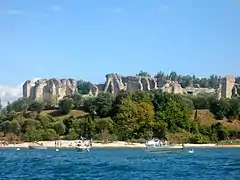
[40,110,88,120]
[191,110,216,126]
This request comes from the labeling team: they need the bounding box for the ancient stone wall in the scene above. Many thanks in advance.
[23,78,77,103]
[23,74,239,103]
[220,75,235,98]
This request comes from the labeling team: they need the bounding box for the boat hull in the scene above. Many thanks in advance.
[76,147,90,152]
[145,146,184,153]
[28,145,47,150]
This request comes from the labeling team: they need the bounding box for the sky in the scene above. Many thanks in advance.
[0,0,239,104]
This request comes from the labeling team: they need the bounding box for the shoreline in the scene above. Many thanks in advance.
[1,141,240,149]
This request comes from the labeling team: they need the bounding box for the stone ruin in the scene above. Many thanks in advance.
[23,78,78,103]
[22,74,238,103]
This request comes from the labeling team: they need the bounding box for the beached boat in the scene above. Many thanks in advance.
[145,139,184,153]
[28,143,47,149]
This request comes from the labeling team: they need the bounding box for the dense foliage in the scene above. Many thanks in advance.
[1,85,240,144]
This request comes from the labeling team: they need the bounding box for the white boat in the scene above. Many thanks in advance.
[28,143,47,149]
[145,139,184,153]
[75,140,91,152]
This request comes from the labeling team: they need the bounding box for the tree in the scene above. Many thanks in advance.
[77,80,92,94]
[7,98,30,112]
[152,121,167,139]
[136,70,151,77]
[68,94,83,109]
[210,98,230,119]
[131,90,151,104]
[42,129,58,141]
[95,93,114,118]
[63,117,74,135]
[113,97,155,140]
[28,101,44,113]
[94,117,114,143]
[67,128,78,140]
[227,97,240,118]
[82,97,97,114]
[53,122,66,135]
[211,123,229,141]
[10,120,21,134]
[0,121,12,135]
[152,92,191,132]
[59,98,74,115]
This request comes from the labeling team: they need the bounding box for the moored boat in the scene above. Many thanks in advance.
[28,142,47,149]
[75,139,91,152]
[145,139,184,153]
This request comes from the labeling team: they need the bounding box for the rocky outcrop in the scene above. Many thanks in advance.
[23,74,240,103]
[23,78,77,103]
[102,74,183,94]
[101,74,220,96]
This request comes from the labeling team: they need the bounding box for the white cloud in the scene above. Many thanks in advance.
[52,5,62,12]
[0,78,41,107]
[0,84,22,106]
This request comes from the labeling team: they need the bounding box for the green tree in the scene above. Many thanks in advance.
[77,80,92,94]
[152,92,191,132]
[210,98,230,119]
[95,93,114,118]
[131,90,151,104]
[83,97,97,114]
[28,101,44,113]
[211,123,229,141]
[94,117,114,143]
[151,121,167,139]
[136,70,151,77]
[113,97,155,140]
[68,94,83,109]
[59,98,74,115]
[42,129,58,141]
[67,128,78,140]
[0,121,12,135]
[63,117,74,135]
[227,97,240,118]
[7,98,30,112]
[53,122,66,135]
[10,120,21,134]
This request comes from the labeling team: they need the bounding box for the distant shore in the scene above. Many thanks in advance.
[1,141,240,149]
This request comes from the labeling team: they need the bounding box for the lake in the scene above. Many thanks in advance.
[0,148,239,179]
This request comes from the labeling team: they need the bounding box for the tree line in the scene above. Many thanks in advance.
[0,88,240,144]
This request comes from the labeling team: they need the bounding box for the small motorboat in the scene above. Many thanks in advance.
[28,142,47,150]
[188,149,194,153]
[76,145,90,152]
[145,139,184,153]
[75,140,91,152]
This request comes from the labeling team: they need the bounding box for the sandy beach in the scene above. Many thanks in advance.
[2,141,240,149]
[3,140,146,148]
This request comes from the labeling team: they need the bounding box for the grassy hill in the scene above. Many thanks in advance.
[192,109,240,130]
[39,109,88,120]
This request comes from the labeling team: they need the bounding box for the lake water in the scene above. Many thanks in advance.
[0,148,239,180]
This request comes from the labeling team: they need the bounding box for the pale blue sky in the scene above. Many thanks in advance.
[0,0,239,86]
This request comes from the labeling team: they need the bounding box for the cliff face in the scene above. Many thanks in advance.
[22,74,239,103]
[23,78,77,103]
[100,73,216,96]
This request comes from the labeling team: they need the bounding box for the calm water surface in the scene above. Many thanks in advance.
[0,148,239,180]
